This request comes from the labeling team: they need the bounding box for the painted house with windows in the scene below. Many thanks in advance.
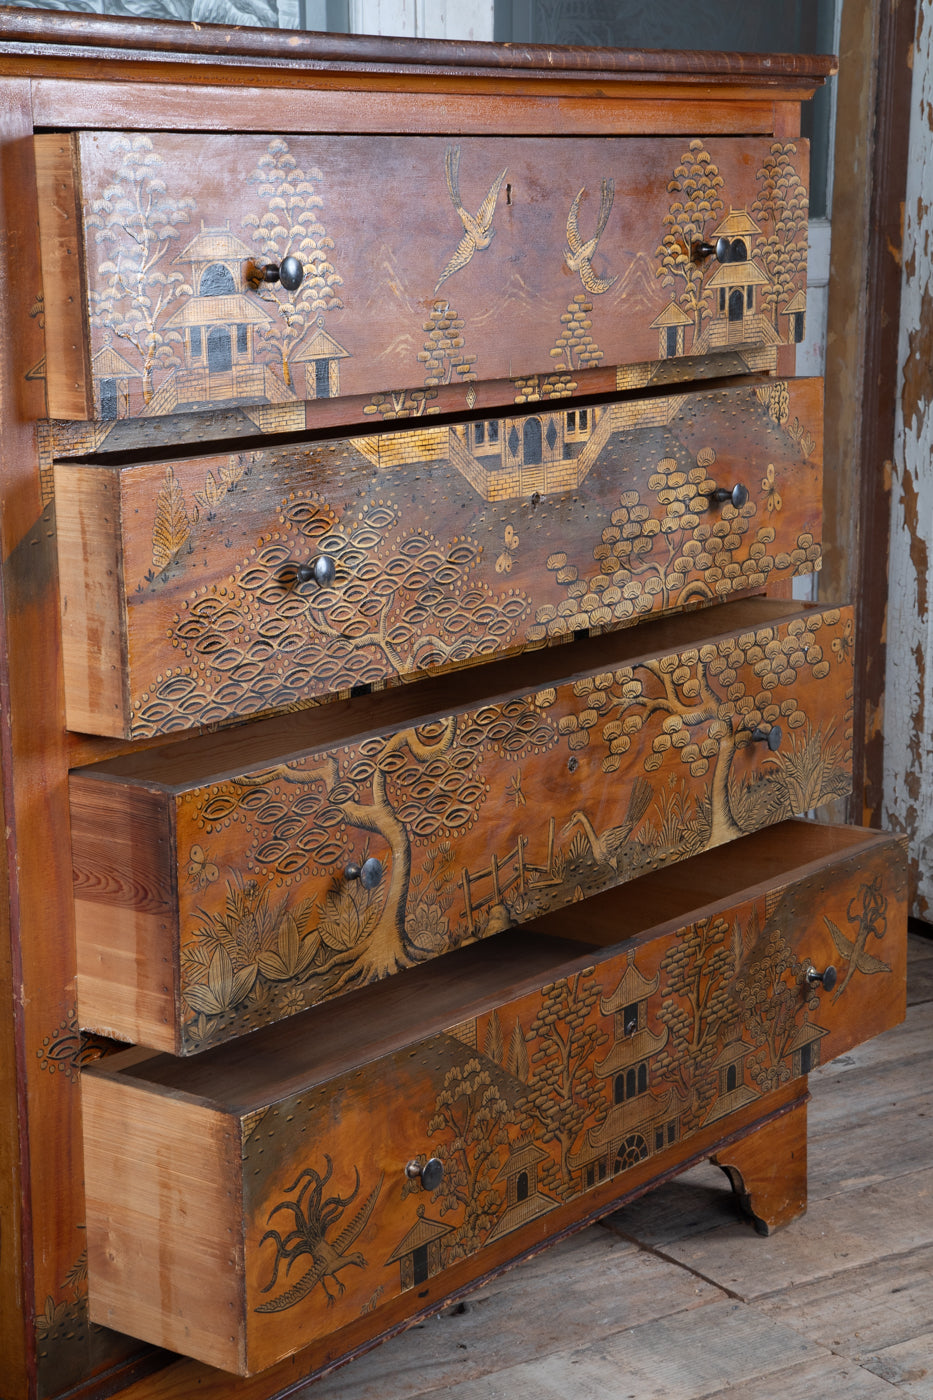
[292,325,351,400]
[163,222,275,403]
[92,344,143,420]
[702,1034,760,1126]
[650,298,693,359]
[446,403,608,499]
[784,1017,829,1077]
[486,1143,558,1244]
[568,951,682,1191]
[781,288,808,344]
[386,1208,454,1293]
[691,207,783,357]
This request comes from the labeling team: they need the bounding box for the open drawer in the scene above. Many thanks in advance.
[36,131,809,422]
[54,378,823,739]
[81,819,906,1376]
[70,598,853,1054]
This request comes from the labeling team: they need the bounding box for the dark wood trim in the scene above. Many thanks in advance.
[0,6,836,86]
[0,79,42,1400]
[853,0,918,827]
[822,0,917,827]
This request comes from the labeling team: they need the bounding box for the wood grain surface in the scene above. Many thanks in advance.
[711,1099,808,1234]
[80,821,905,1374]
[69,599,854,1053]
[0,10,838,82]
[0,17,874,1400]
[37,132,810,422]
[54,379,823,739]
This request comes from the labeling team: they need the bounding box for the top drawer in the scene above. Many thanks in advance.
[35,132,809,423]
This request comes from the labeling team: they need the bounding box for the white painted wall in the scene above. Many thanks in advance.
[884,0,933,914]
[347,0,493,38]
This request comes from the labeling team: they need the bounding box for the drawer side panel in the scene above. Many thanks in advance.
[54,462,128,735]
[82,1073,243,1372]
[35,133,93,419]
[71,776,179,1051]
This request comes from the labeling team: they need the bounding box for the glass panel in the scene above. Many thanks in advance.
[494,0,837,217]
[6,0,302,24]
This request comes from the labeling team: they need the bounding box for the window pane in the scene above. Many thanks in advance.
[494,0,836,217]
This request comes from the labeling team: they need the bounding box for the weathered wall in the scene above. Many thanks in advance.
[884,1,933,914]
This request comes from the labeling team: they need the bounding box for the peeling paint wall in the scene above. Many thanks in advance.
[884,0,933,913]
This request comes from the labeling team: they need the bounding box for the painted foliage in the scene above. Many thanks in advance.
[161,604,853,1051]
[56,132,808,425]
[240,841,904,1359]
[86,379,822,739]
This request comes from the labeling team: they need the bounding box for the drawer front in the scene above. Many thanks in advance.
[70,600,852,1054]
[56,379,823,739]
[38,132,809,422]
[81,822,906,1375]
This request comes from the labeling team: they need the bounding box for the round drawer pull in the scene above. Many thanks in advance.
[805,964,838,993]
[296,555,337,588]
[750,724,782,752]
[260,255,304,291]
[344,857,384,890]
[693,235,731,263]
[709,483,749,510]
[405,1158,444,1191]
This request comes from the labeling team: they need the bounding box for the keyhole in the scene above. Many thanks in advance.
[505,183,512,205]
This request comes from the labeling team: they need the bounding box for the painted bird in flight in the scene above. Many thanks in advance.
[564,177,618,295]
[435,145,508,293]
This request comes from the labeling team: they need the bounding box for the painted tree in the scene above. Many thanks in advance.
[512,292,604,404]
[243,138,344,388]
[164,491,531,707]
[653,912,736,1128]
[530,443,820,641]
[425,1058,517,1262]
[185,695,557,1007]
[515,970,608,1186]
[655,139,725,340]
[506,1018,530,1080]
[733,901,814,1094]
[751,143,809,332]
[364,300,475,421]
[418,300,477,386]
[549,293,604,375]
[87,135,195,402]
[150,465,191,575]
[537,611,842,854]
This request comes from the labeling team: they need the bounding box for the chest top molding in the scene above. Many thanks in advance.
[0,7,836,93]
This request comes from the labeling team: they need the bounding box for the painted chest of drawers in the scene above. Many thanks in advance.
[0,14,904,1400]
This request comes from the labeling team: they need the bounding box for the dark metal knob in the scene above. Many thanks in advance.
[295,555,336,588]
[261,255,304,292]
[750,724,782,751]
[405,1158,444,1191]
[805,964,838,993]
[693,235,730,263]
[344,857,383,890]
[710,483,750,509]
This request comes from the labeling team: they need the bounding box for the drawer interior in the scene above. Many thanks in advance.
[94,819,888,1111]
[528,819,884,947]
[73,595,826,791]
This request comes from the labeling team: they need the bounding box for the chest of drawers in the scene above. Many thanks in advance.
[0,14,904,1400]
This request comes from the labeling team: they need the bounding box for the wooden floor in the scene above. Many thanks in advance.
[298,932,933,1400]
